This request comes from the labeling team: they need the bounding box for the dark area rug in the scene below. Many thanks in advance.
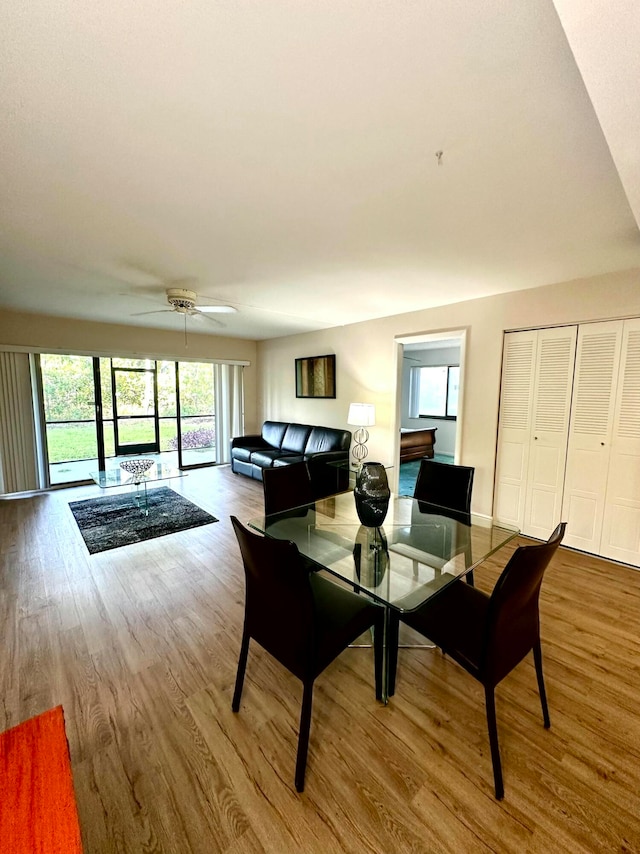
[69,486,218,554]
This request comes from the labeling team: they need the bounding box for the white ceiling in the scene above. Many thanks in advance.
[1,1,639,341]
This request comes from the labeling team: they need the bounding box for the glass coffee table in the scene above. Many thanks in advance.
[90,461,183,516]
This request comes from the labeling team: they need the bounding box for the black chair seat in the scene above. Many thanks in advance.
[309,573,380,674]
[402,581,489,676]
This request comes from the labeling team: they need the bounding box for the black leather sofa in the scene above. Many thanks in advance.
[230,420,352,499]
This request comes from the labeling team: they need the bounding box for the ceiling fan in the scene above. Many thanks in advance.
[131,286,237,325]
[128,284,238,346]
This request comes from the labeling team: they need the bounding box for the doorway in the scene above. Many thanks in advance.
[111,361,160,456]
[395,330,467,495]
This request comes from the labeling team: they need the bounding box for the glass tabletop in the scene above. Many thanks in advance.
[90,461,183,488]
[249,492,519,613]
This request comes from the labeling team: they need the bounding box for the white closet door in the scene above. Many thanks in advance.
[494,331,537,529]
[522,326,577,539]
[600,319,640,566]
[562,321,623,553]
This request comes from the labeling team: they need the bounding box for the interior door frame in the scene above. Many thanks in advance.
[111,362,160,456]
[393,328,468,490]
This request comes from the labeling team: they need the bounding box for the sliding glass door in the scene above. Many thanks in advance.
[176,361,216,468]
[38,354,231,484]
[41,354,102,485]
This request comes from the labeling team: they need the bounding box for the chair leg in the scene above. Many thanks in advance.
[533,640,551,728]
[295,680,314,792]
[232,629,250,712]
[484,685,504,799]
[386,610,400,697]
[465,569,475,586]
[373,614,384,701]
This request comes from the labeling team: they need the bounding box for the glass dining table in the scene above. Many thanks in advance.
[249,491,519,702]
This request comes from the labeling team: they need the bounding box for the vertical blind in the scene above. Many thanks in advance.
[0,352,39,493]
[214,363,244,463]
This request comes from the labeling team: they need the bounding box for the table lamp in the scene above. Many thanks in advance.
[347,402,375,467]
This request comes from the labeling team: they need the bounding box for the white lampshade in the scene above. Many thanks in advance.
[347,402,375,427]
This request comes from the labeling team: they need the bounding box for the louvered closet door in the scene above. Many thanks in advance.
[522,326,577,539]
[562,321,623,553]
[600,318,640,566]
[494,331,537,529]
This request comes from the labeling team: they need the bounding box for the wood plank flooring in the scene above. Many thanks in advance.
[1,465,640,853]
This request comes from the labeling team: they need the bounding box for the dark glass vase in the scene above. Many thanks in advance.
[353,525,388,587]
[354,462,390,527]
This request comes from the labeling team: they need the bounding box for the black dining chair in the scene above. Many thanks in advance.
[389,522,566,799]
[413,458,475,515]
[413,458,475,584]
[230,516,384,792]
[262,461,315,517]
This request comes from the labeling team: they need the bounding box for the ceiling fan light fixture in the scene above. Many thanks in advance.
[166,287,198,312]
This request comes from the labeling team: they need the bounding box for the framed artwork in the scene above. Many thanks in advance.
[295,354,336,399]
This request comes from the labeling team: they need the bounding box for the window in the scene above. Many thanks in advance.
[410,365,459,419]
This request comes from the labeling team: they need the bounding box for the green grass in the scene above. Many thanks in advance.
[45,420,211,463]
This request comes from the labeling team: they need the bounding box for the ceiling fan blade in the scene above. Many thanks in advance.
[195,304,237,314]
[193,309,225,327]
[130,309,173,317]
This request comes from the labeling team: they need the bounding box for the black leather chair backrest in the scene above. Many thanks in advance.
[414,459,475,514]
[263,462,315,517]
[482,522,566,685]
[231,516,316,680]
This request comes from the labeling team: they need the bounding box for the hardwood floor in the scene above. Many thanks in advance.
[1,465,640,853]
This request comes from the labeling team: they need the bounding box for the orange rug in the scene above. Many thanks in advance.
[0,705,83,853]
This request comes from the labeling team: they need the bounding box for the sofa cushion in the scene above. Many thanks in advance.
[251,449,289,468]
[305,426,351,454]
[273,454,305,467]
[231,445,262,463]
[232,458,255,478]
[261,421,288,449]
[281,423,312,453]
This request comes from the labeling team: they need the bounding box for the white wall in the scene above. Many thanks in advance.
[401,345,460,455]
[257,268,640,517]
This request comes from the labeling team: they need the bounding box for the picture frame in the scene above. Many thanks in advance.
[295,354,336,399]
